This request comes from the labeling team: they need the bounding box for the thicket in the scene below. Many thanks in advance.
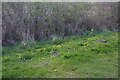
[2,2,118,45]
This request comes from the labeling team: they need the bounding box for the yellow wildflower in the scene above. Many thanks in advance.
[54,69,57,72]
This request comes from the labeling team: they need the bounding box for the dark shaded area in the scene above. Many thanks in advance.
[2,2,118,46]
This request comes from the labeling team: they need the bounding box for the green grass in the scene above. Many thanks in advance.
[2,31,119,78]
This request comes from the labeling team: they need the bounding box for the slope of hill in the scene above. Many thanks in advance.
[2,31,118,78]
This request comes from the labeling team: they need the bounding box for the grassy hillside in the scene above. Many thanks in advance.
[2,31,118,78]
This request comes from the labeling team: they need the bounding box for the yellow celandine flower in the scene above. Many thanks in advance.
[37,48,46,51]
[54,69,57,72]
[37,48,45,51]
[57,45,62,48]
[84,42,90,47]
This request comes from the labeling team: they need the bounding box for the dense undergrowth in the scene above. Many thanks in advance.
[2,31,119,78]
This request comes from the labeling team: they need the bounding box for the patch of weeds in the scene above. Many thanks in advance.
[2,47,14,55]
[115,41,120,47]
[34,45,42,49]
[52,48,58,51]
[64,54,78,59]
[117,41,120,45]
[19,45,28,51]
[71,67,78,71]
[26,48,32,52]
[3,56,11,62]
[20,53,33,61]
[2,51,6,55]
[91,48,100,54]
[83,38,87,40]
[78,43,84,46]
[104,44,111,48]
[73,46,79,49]
[46,48,53,52]
[43,52,50,56]
[13,66,19,70]
[91,47,113,54]
[52,39,64,45]
[64,55,71,59]
[3,70,21,78]
[19,42,36,51]
[49,48,60,57]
